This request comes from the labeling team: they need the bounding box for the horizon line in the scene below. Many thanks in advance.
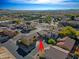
[0,8,79,11]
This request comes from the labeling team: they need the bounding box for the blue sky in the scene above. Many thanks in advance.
[0,0,79,10]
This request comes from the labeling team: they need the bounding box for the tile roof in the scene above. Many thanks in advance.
[0,47,16,59]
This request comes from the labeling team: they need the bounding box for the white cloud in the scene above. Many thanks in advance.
[11,0,67,4]
[36,0,65,3]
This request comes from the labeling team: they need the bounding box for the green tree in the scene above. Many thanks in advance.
[71,16,75,20]
[76,31,79,36]
[45,16,52,24]
[15,19,22,24]
[59,26,76,37]
[65,14,76,20]
[48,38,56,45]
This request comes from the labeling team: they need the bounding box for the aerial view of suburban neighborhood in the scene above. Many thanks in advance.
[0,0,79,59]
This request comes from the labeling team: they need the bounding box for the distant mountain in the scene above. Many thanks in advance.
[0,8,79,11]
[0,9,79,14]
